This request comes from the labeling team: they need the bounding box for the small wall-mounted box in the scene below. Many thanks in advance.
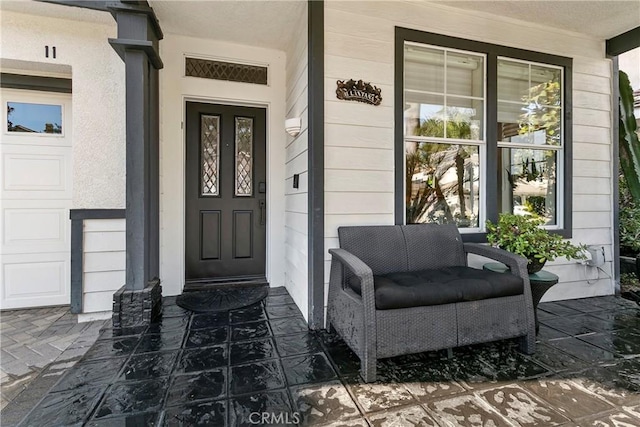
[293,174,299,189]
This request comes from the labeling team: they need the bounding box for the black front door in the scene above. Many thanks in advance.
[185,102,267,282]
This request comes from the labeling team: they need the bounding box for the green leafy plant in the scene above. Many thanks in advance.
[619,70,640,201]
[486,213,586,273]
[620,175,640,255]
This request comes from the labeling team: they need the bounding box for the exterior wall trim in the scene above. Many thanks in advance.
[606,26,640,57]
[69,209,126,314]
[0,73,72,93]
[308,0,324,329]
[611,57,621,294]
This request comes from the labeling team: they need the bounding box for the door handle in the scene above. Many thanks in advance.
[259,200,266,225]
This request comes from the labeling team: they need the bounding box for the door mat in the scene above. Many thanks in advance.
[176,284,269,313]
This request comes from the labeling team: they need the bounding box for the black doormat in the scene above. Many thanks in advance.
[176,284,269,313]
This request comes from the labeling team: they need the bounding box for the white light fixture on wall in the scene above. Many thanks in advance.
[285,117,301,137]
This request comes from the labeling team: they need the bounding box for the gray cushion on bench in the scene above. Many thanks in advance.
[349,266,524,310]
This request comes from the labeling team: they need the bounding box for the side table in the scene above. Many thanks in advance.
[483,262,559,333]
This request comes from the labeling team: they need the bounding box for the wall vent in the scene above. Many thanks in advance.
[185,57,267,85]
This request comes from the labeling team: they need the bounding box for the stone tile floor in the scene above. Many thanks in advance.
[0,306,106,418]
[4,288,640,426]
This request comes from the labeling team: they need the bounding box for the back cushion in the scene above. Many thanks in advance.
[401,224,466,271]
[338,226,408,275]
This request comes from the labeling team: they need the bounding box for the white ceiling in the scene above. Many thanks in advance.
[149,0,307,51]
[0,1,114,25]
[1,1,636,48]
[438,0,640,39]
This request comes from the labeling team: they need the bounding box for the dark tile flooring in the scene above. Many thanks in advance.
[14,288,640,426]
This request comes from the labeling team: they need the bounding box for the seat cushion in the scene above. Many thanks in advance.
[348,266,524,310]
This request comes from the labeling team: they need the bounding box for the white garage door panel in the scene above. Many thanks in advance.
[3,208,68,253]
[1,89,72,309]
[2,147,71,200]
[2,253,70,309]
[4,154,65,189]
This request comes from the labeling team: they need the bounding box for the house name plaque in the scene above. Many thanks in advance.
[336,79,382,106]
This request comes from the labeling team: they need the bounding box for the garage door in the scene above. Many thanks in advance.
[1,89,72,309]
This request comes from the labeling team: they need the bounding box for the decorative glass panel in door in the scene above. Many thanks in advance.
[235,117,253,196]
[201,115,220,196]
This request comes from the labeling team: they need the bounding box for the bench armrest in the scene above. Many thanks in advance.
[463,243,529,280]
[328,248,375,297]
[329,248,372,277]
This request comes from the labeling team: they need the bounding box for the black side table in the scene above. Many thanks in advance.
[483,262,559,333]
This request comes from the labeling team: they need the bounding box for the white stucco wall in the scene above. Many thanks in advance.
[324,1,616,304]
[0,10,126,209]
[159,34,287,297]
[284,14,309,320]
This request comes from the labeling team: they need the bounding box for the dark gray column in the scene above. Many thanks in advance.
[107,1,163,327]
[308,0,325,329]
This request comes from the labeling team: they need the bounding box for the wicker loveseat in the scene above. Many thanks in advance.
[327,223,536,382]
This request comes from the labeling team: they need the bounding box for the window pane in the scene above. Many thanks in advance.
[498,147,557,225]
[447,97,483,140]
[201,115,220,196]
[405,95,445,137]
[404,44,444,94]
[406,143,480,228]
[498,102,561,146]
[497,60,530,102]
[7,102,62,134]
[235,117,253,196]
[530,65,561,106]
[446,51,484,98]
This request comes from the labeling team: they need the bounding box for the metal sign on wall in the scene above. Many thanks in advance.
[336,79,382,106]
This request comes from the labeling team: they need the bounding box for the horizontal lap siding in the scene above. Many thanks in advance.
[285,14,309,320]
[323,1,614,305]
[82,219,125,313]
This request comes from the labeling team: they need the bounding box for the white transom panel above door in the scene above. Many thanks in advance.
[1,89,72,309]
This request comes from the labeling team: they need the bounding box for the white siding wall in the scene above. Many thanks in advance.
[0,10,125,209]
[284,12,309,320]
[82,219,125,314]
[324,1,615,305]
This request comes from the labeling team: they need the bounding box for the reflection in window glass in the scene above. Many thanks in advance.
[498,147,557,225]
[404,95,445,138]
[497,59,562,146]
[404,43,484,143]
[7,102,62,134]
[406,143,480,228]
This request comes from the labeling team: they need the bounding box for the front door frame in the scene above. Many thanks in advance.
[172,95,277,294]
[183,101,268,283]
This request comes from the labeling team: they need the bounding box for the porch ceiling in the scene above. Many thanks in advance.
[148,0,306,51]
[439,0,640,40]
[0,1,113,25]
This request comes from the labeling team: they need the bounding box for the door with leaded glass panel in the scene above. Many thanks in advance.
[185,102,266,282]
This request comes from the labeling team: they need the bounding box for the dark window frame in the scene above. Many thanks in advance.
[395,27,573,241]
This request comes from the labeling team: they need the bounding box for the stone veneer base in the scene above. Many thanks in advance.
[112,279,162,328]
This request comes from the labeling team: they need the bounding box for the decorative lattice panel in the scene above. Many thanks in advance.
[186,58,267,85]
[235,117,253,196]
[201,115,220,196]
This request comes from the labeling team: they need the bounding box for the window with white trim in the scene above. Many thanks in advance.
[404,43,486,229]
[396,28,573,238]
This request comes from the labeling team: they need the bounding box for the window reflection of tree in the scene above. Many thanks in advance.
[406,110,478,226]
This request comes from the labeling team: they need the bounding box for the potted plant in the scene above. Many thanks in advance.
[486,213,587,273]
